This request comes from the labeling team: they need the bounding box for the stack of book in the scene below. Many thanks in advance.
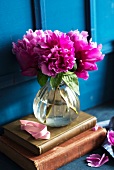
[0,111,107,170]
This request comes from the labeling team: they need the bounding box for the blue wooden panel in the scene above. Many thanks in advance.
[0,0,41,125]
[90,0,114,54]
[0,79,40,126]
[0,0,41,89]
[40,0,86,31]
[0,0,114,126]
[0,0,34,75]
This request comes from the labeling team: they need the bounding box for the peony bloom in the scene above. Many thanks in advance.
[12,29,45,76]
[107,130,114,145]
[86,153,109,167]
[67,30,104,80]
[12,29,105,89]
[34,30,75,77]
[13,29,75,77]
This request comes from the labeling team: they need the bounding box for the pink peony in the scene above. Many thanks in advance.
[34,30,75,77]
[86,153,109,167]
[12,29,105,88]
[13,29,75,77]
[67,30,104,80]
[12,29,45,76]
[107,130,114,145]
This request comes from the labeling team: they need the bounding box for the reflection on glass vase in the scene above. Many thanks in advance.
[33,81,80,127]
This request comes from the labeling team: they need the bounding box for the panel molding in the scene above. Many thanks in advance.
[0,72,35,89]
[34,0,42,29]
[90,0,114,54]
[39,0,47,30]
[102,42,114,54]
[33,0,48,30]
[90,0,97,41]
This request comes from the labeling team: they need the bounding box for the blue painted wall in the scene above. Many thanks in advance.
[0,0,114,125]
[0,0,40,125]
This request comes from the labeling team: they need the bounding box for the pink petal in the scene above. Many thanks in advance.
[82,62,98,71]
[20,120,50,139]
[41,63,56,77]
[107,130,114,145]
[92,125,99,131]
[86,153,109,167]
[75,70,89,80]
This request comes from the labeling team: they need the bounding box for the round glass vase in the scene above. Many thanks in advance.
[33,81,80,127]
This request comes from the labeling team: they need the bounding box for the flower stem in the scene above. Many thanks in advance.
[60,89,78,114]
[44,87,57,123]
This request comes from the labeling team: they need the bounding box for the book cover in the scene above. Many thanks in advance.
[3,111,97,155]
[0,127,106,170]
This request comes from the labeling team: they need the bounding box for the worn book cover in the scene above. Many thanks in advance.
[0,127,106,170]
[3,111,97,155]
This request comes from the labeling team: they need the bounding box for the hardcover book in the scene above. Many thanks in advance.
[3,111,97,155]
[0,127,107,170]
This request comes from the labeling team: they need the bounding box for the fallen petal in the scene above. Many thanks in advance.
[92,125,99,131]
[20,120,50,139]
[86,153,109,167]
[107,130,114,146]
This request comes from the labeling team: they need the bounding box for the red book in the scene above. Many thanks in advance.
[0,127,106,170]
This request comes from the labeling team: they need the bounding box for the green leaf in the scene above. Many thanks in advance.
[62,73,80,95]
[50,73,63,89]
[37,71,48,87]
[63,71,73,75]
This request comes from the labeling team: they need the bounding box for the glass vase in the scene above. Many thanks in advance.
[33,81,80,127]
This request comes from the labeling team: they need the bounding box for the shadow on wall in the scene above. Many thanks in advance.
[103,51,114,101]
[79,42,114,110]
[0,40,19,77]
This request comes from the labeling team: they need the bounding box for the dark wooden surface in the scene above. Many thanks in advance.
[85,101,114,122]
[0,100,114,170]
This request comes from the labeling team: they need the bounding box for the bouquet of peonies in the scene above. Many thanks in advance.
[12,29,104,95]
